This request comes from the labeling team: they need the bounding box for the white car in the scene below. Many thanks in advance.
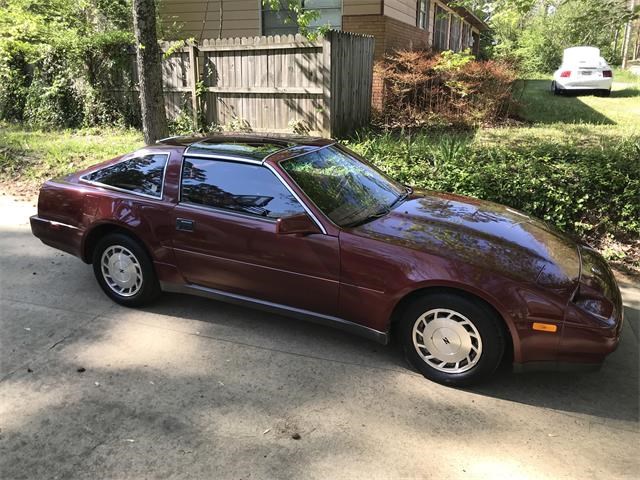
[552,47,613,96]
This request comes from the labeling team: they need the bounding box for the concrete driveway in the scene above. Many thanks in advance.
[1,194,638,480]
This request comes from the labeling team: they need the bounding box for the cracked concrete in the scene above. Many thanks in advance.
[0,193,638,479]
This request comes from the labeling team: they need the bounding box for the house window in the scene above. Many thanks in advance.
[462,22,471,51]
[433,5,449,51]
[417,0,430,30]
[262,0,342,36]
[449,16,461,52]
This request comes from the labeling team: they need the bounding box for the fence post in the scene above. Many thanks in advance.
[321,32,332,137]
[188,42,200,129]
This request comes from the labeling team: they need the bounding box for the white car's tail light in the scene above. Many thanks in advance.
[560,70,572,78]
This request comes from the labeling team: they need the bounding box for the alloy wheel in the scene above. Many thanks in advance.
[100,245,143,297]
[412,308,483,374]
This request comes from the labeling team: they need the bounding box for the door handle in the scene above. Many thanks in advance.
[176,218,195,232]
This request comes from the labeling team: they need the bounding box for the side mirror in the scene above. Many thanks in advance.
[276,213,321,235]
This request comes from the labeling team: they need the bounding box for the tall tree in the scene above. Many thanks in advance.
[622,0,637,67]
[132,0,168,144]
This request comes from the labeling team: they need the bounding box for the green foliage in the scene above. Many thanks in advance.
[0,0,135,128]
[0,41,30,122]
[487,0,639,72]
[434,50,475,72]
[344,130,640,242]
[22,48,82,128]
[261,0,329,40]
[163,38,196,59]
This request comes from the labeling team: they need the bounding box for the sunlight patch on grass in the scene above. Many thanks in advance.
[516,76,640,128]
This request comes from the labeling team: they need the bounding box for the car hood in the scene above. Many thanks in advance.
[353,190,580,292]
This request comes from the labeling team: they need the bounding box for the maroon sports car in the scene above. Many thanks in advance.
[30,134,623,385]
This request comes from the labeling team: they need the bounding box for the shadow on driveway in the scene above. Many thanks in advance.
[2,222,639,478]
[145,290,640,425]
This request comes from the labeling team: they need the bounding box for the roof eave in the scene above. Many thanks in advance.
[444,2,489,31]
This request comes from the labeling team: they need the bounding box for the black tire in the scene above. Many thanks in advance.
[552,81,561,95]
[92,233,161,307]
[599,89,611,97]
[400,292,505,387]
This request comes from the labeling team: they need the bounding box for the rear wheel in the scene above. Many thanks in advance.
[598,89,611,97]
[92,233,161,307]
[552,81,561,95]
[400,292,505,386]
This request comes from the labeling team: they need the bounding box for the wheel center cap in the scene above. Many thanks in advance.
[110,258,133,284]
[430,327,462,356]
[421,318,474,364]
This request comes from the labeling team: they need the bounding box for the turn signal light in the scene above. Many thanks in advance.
[560,71,572,78]
[532,322,558,333]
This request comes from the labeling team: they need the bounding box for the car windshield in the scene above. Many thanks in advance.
[280,145,407,227]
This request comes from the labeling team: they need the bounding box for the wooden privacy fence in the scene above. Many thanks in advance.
[149,30,374,137]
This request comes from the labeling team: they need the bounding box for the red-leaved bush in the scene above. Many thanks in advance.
[375,50,519,128]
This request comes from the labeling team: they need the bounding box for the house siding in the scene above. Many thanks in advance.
[159,0,480,55]
[384,0,418,25]
[159,0,260,40]
[158,0,483,111]
[343,0,382,16]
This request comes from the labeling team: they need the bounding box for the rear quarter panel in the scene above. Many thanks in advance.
[35,146,184,273]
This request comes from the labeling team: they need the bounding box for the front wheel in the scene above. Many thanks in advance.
[92,233,161,307]
[400,292,505,386]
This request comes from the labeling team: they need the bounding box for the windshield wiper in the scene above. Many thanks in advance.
[388,186,411,210]
[344,188,411,228]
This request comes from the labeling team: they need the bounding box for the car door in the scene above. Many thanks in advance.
[170,155,340,317]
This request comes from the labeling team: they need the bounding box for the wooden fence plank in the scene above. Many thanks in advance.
[119,32,372,135]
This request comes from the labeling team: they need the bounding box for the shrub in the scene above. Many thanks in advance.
[22,45,83,128]
[375,50,519,129]
[0,31,136,129]
[0,41,31,122]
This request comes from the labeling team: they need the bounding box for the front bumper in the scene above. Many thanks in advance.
[560,247,624,366]
[515,247,623,373]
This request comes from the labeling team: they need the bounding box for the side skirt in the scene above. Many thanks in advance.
[160,282,389,345]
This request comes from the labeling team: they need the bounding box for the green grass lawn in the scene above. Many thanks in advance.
[0,125,143,192]
[515,74,640,127]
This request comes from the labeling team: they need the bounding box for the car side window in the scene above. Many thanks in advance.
[84,154,168,198]
[181,157,305,219]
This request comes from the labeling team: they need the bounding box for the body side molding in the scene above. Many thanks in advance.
[160,281,389,345]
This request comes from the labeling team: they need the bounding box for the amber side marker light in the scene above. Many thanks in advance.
[532,322,558,333]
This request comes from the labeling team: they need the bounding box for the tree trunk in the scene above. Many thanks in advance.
[622,0,636,68]
[132,0,168,144]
